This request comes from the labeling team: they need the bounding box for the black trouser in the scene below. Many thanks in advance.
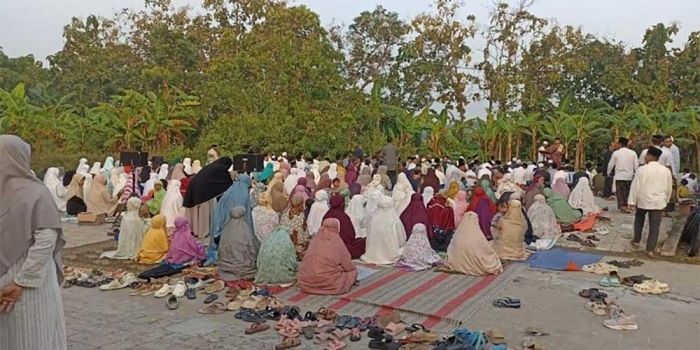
[615,180,632,210]
[603,176,614,197]
[387,170,397,187]
[633,208,663,252]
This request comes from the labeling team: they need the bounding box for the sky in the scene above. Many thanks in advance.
[1,0,698,61]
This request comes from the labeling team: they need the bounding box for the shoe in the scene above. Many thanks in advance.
[155,283,174,298]
[172,281,187,298]
[603,311,638,330]
[185,288,197,300]
[166,295,179,310]
[186,277,202,290]
[99,273,137,291]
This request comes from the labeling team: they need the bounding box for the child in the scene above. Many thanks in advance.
[678,179,692,200]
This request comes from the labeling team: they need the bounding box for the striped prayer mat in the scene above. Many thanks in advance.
[277,263,526,333]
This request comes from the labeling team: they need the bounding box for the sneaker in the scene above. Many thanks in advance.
[603,312,638,330]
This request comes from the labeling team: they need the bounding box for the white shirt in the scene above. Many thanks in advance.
[436,169,446,186]
[663,144,680,178]
[628,161,673,210]
[407,163,417,171]
[512,167,527,185]
[607,147,639,181]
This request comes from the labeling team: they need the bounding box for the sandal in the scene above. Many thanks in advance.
[487,328,506,345]
[279,327,300,338]
[492,297,521,308]
[245,322,270,334]
[377,310,401,328]
[524,327,549,336]
[586,235,600,242]
[578,288,607,300]
[331,328,352,340]
[581,239,597,247]
[368,335,401,350]
[406,323,427,333]
[203,294,219,304]
[275,338,301,350]
[384,322,406,337]
[349,328,361,342]
[204,280,225,294]
[325,339,346,350]
[197,302,226,314]
[404,330,438,344]
[226,298,244,311]
[313,332,334,344]
[585,301,608,316]
[241,310,267,323]
[302,325,315,340]
[368,326,386,340]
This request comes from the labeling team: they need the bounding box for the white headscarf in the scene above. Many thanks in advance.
[101,197,146,259]
[392,172,414,215]
[157,164,169,180]
[306,190,330,236]
[160,179,185,228]
[183,158,193,175]
[77,158,89,175]
[327,163,338,181]
[143,173,159,195]
[346,195,367,238]
[361,195,406,265]
[568,177,600,216]
[364,187,383,219]
[89,162,102,175]
[82,173,93,200]
[311,163,321,184]
[422,186,435,207]
[496,173,524,200]
[527,194,562,250]
[43,167,66,211]
[284,168,300,195]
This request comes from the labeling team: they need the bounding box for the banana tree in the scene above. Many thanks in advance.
[0,83,42,138]
[563,109,606,169]
[515,111,542,161]
[495,112,519,161]
[672,107,700,169]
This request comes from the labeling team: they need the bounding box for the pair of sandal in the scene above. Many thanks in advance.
[599,271,622,287]
[566,234,596,247]
[582,263,618,275]
[368,334,401,350]
[621,274,652,287]
[578,288,607,301]
[274,337,301,350]
[314,329,350,349]
[633,279,670,295]
[606,259,643,268]
[585,300,608,316]
[492,297,521,308]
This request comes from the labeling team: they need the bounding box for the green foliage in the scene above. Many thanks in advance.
[0,0,698,171]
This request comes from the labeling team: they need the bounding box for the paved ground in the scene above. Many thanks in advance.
[555,197,677,255]
[61,199,700,350]
[63,259,700,350]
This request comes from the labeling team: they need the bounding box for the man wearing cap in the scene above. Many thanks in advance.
[628,146,673,258]
[607,137,639,212]
[550,137,564,167]
[663,136,680,180]
[638,135,673,169]
[537,141,550,163]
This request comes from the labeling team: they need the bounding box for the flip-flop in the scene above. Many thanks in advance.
[332,328,352,340]
[325,339,346,350]
[581,239,597,247]
[245,322,270,334]
[203,294,219,304]
[279,327,300,338]
[406,323,427,333]
[368,336,401,350]
[313,332,334,344]
[336,315,352,329]
[204,280,225,294]
[566,234,583,243]
[197,302,226,314]
[492,297,521,308]
[275,338,301,350]
[586,235,600,242]
[240,310,267,323]
[368,326,386,340]
[384,322,406,337]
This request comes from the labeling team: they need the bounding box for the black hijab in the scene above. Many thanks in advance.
[63,170,76,187]
[183,157,234,208]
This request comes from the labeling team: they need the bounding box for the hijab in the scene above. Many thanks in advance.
[422,186,435,207]
[357,167,372,187]
[346,195,367,239]
[157,164,169,180]
[362,196,406,265]
[445,212,503,275]
[345,163,358,186]
[255,226,299,284]
[44,167,66,211]
[89,162,102,175]
[496,173,523,200]
[183,157,234,208]
[135,214,169,264]
[209,174,254,259]
[101,197,145,260]
[269,181,289,213]
[76,158,89,175]
[160,179,184,228]
[314,174,332,193]
[217,206,259,281]
[396,224,442,271]
[493,200,531,261]
[324,194,365,259]
[63,170,76,187]
[256,162,274,183]
[445,181,460,200]
[568,177,600,216]
[252,193,280,242]
[166,216,206,264]
[427,195,456,230]
[170,163,187,181]
[453,190,469,226]
[284,168,300,195]
[0,135,63,280]
[377,165,392,190]
[191,159,202,174]
[392,172,415,215]
[527,194,562,241]
[65,173,85,200]
[422,168,440,193]
[400,193,434,239]
[307,190,330,236]
[183,158,193,175]
[467,187,497,214]
[523,176,544,211]
[86,173,118,215]
[552,177,570,199]
[543,188,583,225]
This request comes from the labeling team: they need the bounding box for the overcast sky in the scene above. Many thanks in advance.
[1,0,697,61]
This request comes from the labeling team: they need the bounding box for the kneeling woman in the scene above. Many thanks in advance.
[65,173,87,215]
[297,218,358,295]
[255,227,299,285]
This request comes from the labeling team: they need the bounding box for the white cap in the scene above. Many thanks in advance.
[543,141,549,145]
[538,163,544,168]
[548,160,553,164]
[512,157,517,162]
[507,161,512,166]
[282,152,288,157]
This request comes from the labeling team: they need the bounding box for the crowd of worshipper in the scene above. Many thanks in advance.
[38,134,697,293]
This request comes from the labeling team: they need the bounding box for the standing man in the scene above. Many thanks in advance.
[206,144,219,165]
[381,137,399,186]
[537,141,550,163]
[550,137,564,167]
[354,145,364,160]
[628,147,673,258]
[602,142,617,199]
[607,137,638,213]
[663,136,681,180]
